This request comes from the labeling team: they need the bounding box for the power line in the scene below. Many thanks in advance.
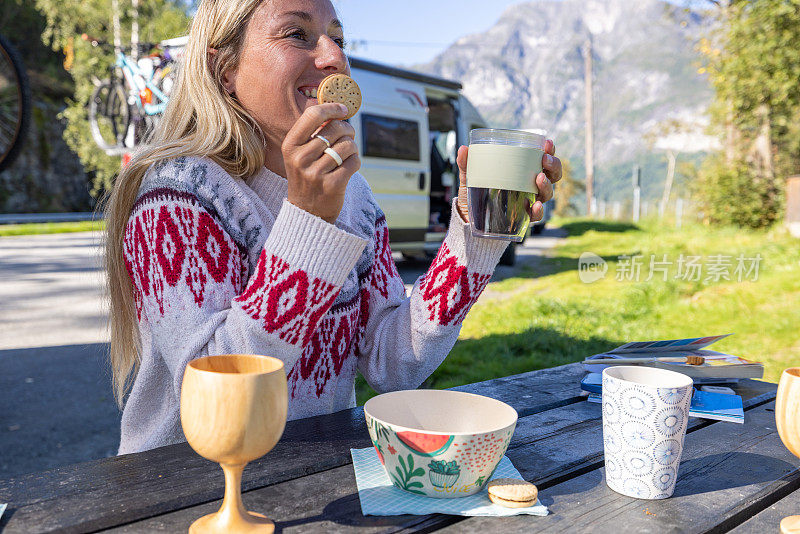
[347,38,451,49]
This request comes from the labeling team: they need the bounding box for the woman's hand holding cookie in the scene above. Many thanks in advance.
[282,103,361,224]
[455,139,563,224]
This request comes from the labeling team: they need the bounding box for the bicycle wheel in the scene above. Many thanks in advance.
[89,80,130,151]
[0,35,31,172]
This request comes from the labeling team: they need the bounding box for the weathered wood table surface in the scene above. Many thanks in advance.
[0,363,797,533]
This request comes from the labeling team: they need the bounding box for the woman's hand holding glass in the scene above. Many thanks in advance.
[455,138,562,223]
[282,102,361,224]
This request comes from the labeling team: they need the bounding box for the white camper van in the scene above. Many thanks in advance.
[349,57,542,266]
[151,43,548,265]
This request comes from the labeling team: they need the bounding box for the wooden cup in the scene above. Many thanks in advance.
[776,367,800,534]
[180,354,287,534]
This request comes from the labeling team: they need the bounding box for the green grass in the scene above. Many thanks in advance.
[0,220,104,236]
[357,216,800,404]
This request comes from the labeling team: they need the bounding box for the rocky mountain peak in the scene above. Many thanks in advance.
[415,0,714,201]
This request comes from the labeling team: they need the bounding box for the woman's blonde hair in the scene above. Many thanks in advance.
[105,0,266,407]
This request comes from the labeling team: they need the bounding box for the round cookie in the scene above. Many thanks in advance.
[317,73,362,119]
[487,478,538,508]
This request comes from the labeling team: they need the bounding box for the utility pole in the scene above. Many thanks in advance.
[584,36,595,217]
[632,165,641,223]
[659,150,676,218]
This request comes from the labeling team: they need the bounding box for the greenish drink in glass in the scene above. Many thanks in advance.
[465,128,545,241]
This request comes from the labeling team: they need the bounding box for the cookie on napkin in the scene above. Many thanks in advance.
[487,478,539,508]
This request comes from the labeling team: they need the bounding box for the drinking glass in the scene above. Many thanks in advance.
[776,368,800,534]
[465,128,546,241]
[180,354,287,533]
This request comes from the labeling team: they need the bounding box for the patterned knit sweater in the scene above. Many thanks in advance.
[118,156,507,454]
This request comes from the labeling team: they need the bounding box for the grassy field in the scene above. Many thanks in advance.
[0,220,103,237]
[357,217,800,403]
[5,216,796,399]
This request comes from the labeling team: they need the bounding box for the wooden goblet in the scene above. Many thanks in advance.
[776,367,800,534]
[180,354,287,534]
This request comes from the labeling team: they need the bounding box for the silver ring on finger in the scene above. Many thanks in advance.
[313,134,332,148]
[323,147,343,166]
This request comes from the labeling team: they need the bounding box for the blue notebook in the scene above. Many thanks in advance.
[580,373,603,394]
[690,389,745,423]
[582,374,744,424]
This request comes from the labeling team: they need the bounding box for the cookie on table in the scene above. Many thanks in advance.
[317,73,362,119]
[487,478,538,508]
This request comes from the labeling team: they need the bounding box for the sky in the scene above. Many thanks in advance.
[332,0,700,68]
[331,0,533,67]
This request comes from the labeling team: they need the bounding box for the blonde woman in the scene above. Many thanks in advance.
[107,0,562,454]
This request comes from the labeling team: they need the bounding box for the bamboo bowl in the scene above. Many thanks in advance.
[364,389,517,498]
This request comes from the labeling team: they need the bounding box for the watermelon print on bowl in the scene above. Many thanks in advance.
[364,389,517,498]
[398,431,454,456]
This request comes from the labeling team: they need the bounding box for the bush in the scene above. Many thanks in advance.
[34,0,190,199]
[694,154,783,230]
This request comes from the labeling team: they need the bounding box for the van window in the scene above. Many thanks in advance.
[361,114,420,161]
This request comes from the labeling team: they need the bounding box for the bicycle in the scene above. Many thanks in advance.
[86,35,178,154]
[0,34,31,172]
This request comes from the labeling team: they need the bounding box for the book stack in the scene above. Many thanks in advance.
[581,374,745,424]
[579,335,759,424]
[581,334,763,384]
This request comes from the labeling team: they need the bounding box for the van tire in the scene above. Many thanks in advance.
[499,242,516,266]
[532,223,545,235]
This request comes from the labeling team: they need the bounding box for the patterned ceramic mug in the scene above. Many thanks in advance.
[602,366,694,499]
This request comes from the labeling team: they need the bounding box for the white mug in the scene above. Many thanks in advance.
[602,366,694,499]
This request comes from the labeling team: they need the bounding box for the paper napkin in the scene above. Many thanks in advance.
[351,447,549,517]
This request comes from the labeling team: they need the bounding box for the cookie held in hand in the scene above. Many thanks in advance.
[317,73,362,119]
[487,478,539,508]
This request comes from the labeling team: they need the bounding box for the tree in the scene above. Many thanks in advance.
[711,0,800,177]
[0,0,70,98]
[553,159,584,217]
[695,0,799,228]
[643,119,679,218]
[34,0,189,197]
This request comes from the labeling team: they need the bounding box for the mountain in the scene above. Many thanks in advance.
[413,0,716,208]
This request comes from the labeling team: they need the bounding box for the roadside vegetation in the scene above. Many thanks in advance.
[0,220,102,236]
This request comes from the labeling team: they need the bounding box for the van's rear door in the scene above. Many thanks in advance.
[351,70,429,243]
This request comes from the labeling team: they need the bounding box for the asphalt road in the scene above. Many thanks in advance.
[0,227,566,479]
[0,232,106,350]
[0,232,115,478]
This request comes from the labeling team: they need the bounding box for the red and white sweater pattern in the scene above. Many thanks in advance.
[118,157,506,454]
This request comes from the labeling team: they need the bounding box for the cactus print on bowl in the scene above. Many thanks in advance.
[428,460,461,488]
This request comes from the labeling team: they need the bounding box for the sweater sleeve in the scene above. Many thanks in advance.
[124,190,367,399]
[356,200,508,393]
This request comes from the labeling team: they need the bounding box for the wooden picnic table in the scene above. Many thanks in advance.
[0,362,797,533]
